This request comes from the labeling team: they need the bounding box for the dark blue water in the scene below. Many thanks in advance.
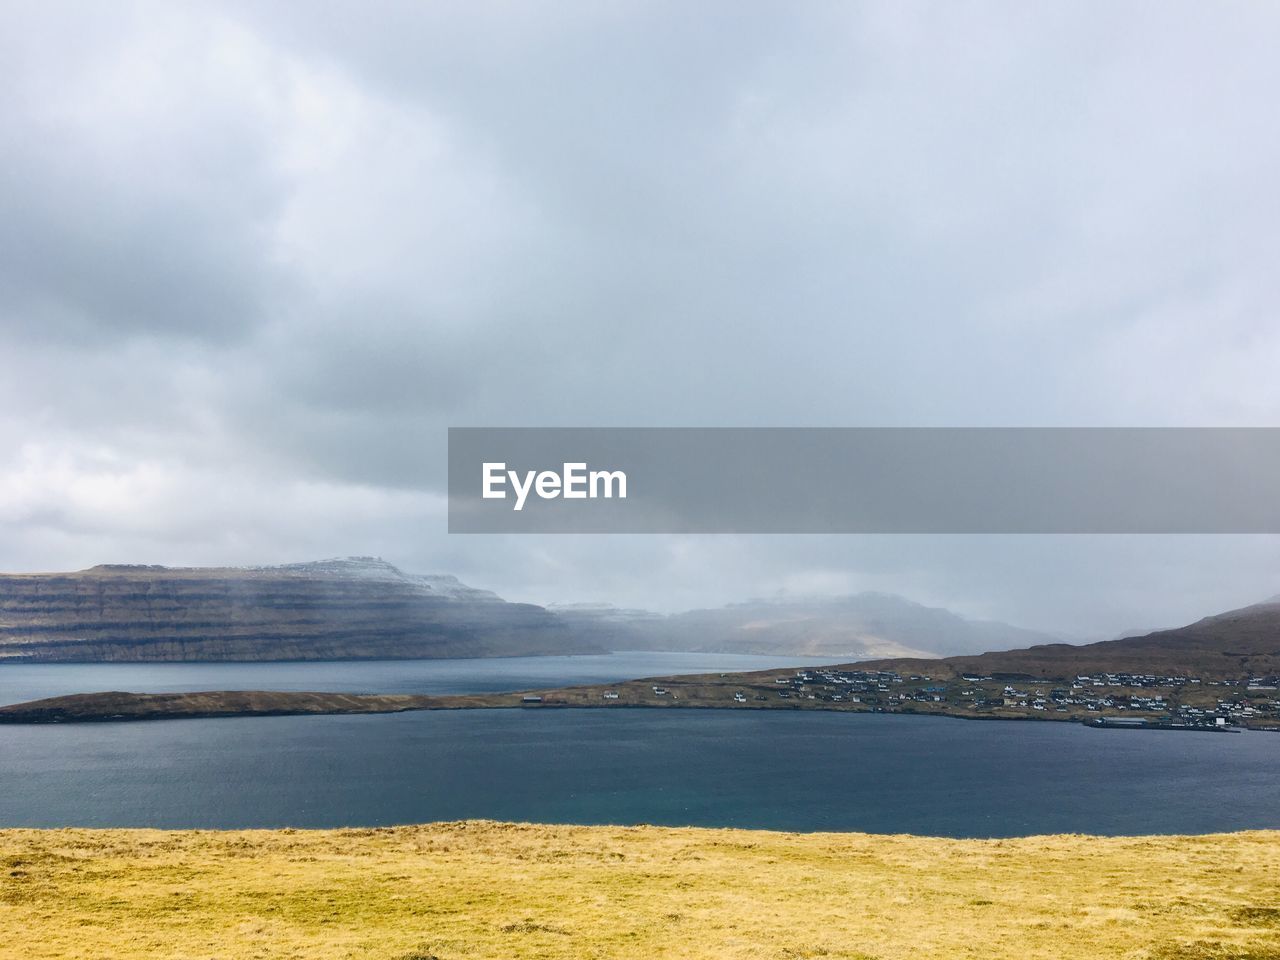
[0,652,827,706]
[2,706,1277,836]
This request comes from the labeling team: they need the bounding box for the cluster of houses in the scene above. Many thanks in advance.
[946,672,1280,729]
[1070,672,1197,688]
[1211,694,1280,726]
[763,669,906,706]
[736,666,1280,731]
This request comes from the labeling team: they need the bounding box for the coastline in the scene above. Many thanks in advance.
[0,678,1267,730]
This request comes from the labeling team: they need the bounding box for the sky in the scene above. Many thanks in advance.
[2,0,1279,638]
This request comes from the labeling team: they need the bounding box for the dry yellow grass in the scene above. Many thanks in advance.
[1,822,1278,960]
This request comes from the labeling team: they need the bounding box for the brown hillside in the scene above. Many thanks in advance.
[860,599,1280,680]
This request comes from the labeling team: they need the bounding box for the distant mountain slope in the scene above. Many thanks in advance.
[553,593,1063,660]
[0,558,601,662]
[858,597,1280,680]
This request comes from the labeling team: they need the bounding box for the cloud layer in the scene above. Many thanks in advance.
[3,1,1280,635]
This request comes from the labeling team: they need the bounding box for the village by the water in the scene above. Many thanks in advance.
[561,667,1280,732]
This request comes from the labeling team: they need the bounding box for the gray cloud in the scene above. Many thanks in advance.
[1,0,1279,637]
[0,5,290,344]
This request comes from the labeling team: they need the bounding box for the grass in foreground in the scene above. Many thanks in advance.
[1,822,1278,960]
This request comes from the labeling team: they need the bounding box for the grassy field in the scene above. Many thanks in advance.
[1,822,1278,960]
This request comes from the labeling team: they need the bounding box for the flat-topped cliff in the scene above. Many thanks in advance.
[0,557,600,662]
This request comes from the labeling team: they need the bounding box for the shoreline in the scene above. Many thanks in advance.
[0,683,1267,731]
[2,817,1277,840]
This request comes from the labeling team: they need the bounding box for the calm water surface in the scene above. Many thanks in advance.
[1,686,1277,837]
[0,651,828,705]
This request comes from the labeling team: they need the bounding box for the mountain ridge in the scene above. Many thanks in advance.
[0,557,595,662]
[855,596,1280,680]
[552,591,1063,660]
[10,557,1257,669]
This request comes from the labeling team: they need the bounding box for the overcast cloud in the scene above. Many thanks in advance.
[3,0,1280,637]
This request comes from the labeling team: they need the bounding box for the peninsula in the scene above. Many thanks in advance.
[3,660,1278,729]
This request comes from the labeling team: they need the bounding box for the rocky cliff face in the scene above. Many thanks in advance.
[0,558,601,662]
